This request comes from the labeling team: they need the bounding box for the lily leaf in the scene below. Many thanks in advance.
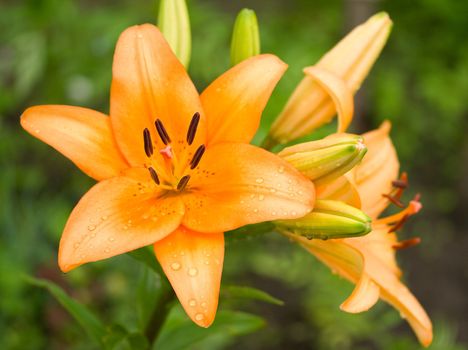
[136,266,164,330]
[24,275,106,346]
[221,285,284,306]
[127,246,164,276]
[154,308,265,350]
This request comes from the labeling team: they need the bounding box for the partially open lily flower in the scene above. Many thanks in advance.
[20,24,315,327]
[267,12,392,146]
[285,122,432,346]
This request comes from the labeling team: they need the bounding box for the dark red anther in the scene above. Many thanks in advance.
[190,145,205,169]
[186,112,200,145]
[148,167,160,185]
[392,237,421,250]
[143,128,153,157]
[383,194,405,208]
[155,119,171,145]
[177,175,191,191]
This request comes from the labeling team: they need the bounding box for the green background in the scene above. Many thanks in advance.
[1,0,467,349]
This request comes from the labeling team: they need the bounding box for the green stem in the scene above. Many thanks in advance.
[144,283,176,346]
[260,134,280,151]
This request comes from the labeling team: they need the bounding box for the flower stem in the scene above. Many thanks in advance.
[260,134,280,151]
[145,281,176,345]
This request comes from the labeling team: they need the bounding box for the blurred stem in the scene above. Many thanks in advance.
[145,280,175,346]
[260,135,280,151]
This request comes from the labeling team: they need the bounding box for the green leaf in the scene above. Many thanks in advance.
[127,246,164,276]
[136,266,163,330]
[102,324,150,350]
[221,285,284,306]
[24,275,106,345]
[154,308,265,350]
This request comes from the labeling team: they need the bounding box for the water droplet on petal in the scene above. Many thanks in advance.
[108,237,115,242]
[104,248,110,253]
[256,178,264,184]
[101,215,108,221]
[258,194,264,201]
[195,313,204,321]
[88,225,96,231]
[189,299,197,307]
[171,262,181,271]
[201,302,207,308]
[278,166,284,173]
[188,268,198,277]
[73,243,80,248]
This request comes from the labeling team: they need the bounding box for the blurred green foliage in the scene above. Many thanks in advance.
[1,0,467,349]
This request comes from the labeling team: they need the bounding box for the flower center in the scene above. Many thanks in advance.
[142,112,204,192]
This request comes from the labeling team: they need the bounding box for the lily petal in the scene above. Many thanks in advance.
[316,175,361,208]
[201,54,287,145]
[182,143,315,233]
[303,66,354,133]
[59,170,184,272]
[340,273,380,313]
[358,243,433,347]
[154,227,224,327]
[21,105,129,181]
[356,121,399,219]
[110,24,205,167]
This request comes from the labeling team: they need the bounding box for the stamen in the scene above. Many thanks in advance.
[186,112,200,145]
[383,194,405,208]
[143,128,153,157]
[392,179,407,189]
[155,119,171,145]
[376,194,422,225]
[388,214,408,233]
[393,237,421,250]
[148,167,160,185]
[190,144,205,169]
[177,175,191,191]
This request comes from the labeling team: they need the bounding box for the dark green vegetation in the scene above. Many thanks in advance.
[1,0,467,349]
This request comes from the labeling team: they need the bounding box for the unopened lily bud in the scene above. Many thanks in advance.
[268,12,392,146]
[158,0,191,67]
[279,134,367,185]
[230,9,261,66]
[276,200,371,240]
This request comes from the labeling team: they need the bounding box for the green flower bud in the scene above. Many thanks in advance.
[275,200,372,240]
[230,8,260,66]
[279,134,367,185]
[158,0,191,68]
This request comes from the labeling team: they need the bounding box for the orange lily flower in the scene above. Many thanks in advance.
[268,12,392,146]
[285,122,432,346]
[21,24,315,327]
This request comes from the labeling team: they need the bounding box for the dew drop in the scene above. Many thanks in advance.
[195,313,204,321]
[189,299,197,307]
[188,268,198,277]
[204,260,210,265]
[253,208,259,213]
[73,243,80,248]
[101,215,108,221]
[108,237,115,242]
[123,225,128,230]
[278,166,284,173]
[201,302,207,308]
[104,248,110,253]
[256,178,264,184]
[270,188,276,193]
[90,233,96,238]
[171,262,181,271]
[271,211,277,216]
[291,211,297,216]
[258,194,264,201]
[88,225,96,231]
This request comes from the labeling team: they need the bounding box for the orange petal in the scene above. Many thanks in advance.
[303,66,354,133]
[201,54,287,145]
[182,143,315,233]
[110,24,205,167]
[270,13,392,143]
[358,244,433,347]
[340,273,380,313]
[59,170,184,272]
[315,175,361,208]
[21,105,129,181]
[355,121,399,218]
[154,227,224,327]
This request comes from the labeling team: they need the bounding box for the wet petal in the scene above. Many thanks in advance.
[356,121,399,218]
[201,54,287,145]
[182,143,315,233]
[110,24,205,167]
[303,66,354,133]
[21,105,129,181]
[316,175,361,208]
[59,170,184,272]
[340,273,380,313]
[154,227,224,327]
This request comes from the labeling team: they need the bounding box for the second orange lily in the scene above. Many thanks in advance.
[21,24,315,327]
